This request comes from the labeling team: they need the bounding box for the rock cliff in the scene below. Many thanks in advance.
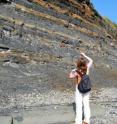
[0,0,117,123]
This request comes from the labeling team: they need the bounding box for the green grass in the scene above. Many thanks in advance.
[104,17,117,29]
[113,23,117,28]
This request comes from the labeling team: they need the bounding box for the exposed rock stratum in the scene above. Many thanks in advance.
[0,0,117,123]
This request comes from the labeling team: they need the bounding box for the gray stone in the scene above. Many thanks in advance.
[0,116,11,124]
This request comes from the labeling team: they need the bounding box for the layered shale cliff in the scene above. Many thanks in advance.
[0,0,117,123]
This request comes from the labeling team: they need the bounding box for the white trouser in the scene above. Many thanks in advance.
[75,85,90,124]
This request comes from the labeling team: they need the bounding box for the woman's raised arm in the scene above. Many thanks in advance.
[80,53,93,75]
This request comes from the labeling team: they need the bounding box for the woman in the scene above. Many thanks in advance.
[69,52,93,124]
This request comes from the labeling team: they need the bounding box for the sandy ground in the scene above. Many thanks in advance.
[0,101,116,124]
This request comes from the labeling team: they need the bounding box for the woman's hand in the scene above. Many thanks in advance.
[69,68,82,84]
[69,69,78,78]
[80,52,85,56]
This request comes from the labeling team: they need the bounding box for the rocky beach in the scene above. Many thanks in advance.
[0,0,117,124]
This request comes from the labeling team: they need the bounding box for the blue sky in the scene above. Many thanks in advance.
[91,0,117,24]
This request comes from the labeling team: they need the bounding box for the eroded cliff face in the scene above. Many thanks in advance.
[0,0,117,121]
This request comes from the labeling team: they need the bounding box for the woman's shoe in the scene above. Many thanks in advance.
[83,122,88,124]
[70,122,76,124]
